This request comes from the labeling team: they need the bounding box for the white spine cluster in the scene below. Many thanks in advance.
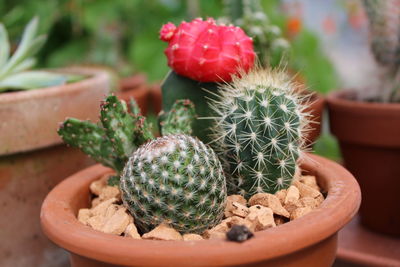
[209,68,313,197]
[120,134,227,234]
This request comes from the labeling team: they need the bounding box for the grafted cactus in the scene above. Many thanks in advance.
[363,0,400,102]
[210,68,311,197]
[120,134,227,234]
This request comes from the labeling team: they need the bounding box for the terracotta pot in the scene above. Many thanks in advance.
[118,74,150,115]
[41,153,360,267]
[327,90,400,236]
[0,67,111,266]
[149,84,162,115]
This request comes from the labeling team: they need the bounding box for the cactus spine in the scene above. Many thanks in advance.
[210,68,311,197]
[120,134,226,234]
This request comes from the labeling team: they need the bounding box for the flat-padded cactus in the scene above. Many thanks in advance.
[210,68,311,197]
[120,134,227,234]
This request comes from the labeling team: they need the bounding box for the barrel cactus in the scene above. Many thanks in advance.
[210,68,311,197]
[120,134,227,234]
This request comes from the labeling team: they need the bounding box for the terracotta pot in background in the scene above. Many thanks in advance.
[149,84,162,115]
[118,74,150,115]
[327,90,400,236]
[0,67,111,266]
[305,92,324,147]
[41,154,360,267]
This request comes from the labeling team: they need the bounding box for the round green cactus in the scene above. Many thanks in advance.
[120,134,227,234]
[210,69,310,197]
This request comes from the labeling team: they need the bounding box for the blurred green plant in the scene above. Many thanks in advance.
[0,16,83,92]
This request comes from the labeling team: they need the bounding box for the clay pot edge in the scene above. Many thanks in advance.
[40,153,360,266]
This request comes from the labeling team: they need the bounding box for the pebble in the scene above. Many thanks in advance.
[183,234,204,241]
[284,186,300,205]
[290,206,313,220]
[226,225,254,242]
[231,202,249,218]
[142,224,183,241]
[124,223,141,239]
[246,205,276,231]
[224,195,247,217]
[293,180,322,199]
[248,193,290,218]
[101,207,130,235]
[299,175,320,190]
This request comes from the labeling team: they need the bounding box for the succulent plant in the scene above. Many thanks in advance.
[160,17,255,83]
[209,68,311,197]
[120,134,227,234]
[160,17,255,143]
[363,0,400,102]
[222,0,290,68]
[59,95,227,233]
[58,95,154,175]
[0,17,83,92]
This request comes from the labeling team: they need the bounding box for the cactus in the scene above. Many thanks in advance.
[222,0,290,68]
[209,68,311,197]
[160,17,255,83]
[160,17,255,143]
[0,17,84,92]
[160,99,196,136]
[363,0,400,102]
[120,134,227,234]
[58,95,154,174]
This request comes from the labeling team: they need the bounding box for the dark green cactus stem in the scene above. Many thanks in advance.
[210,69,310,197]
[161,71,219,143]
[58,118,125,172]
[160,99,196,136]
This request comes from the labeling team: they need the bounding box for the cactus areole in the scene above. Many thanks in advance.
[160,18,256,82]
[120,134,227,234]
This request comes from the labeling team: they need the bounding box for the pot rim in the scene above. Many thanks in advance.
[40,153,361,266]
[327,90,400,111]
[0,67,109,104]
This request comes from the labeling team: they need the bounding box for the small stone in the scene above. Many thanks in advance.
[284,200,303,214]
[275,189,287,204]
[77,209,91,225]
[274,216,287,226]
[299,197,319,209]
[102,207,130,235]
[99,186,121,201]
[226,225,254,242]
[183,234,204,241]
[248,193,290,218]
[290,206,313,220]
[87,215,106,231]
[91,198,118,217]
[231,202,249,218]
[293,180,322,199]
[284,186,300,205]
[299,175,320,190]
[142,224,183,241]
[91,197,101,207]
[89,174,110,195]
[124,223,141,239]
[246,205,276,231]
[224,195,247,217]
[315,194,325,205]
[104,204,119,218]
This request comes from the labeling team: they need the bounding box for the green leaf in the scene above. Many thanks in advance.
[0,17,46,79]
[12,58,36,73]
[0,23,10,68]
[0,71,67,91]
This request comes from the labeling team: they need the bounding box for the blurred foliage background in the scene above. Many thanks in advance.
[0,0,341,160]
